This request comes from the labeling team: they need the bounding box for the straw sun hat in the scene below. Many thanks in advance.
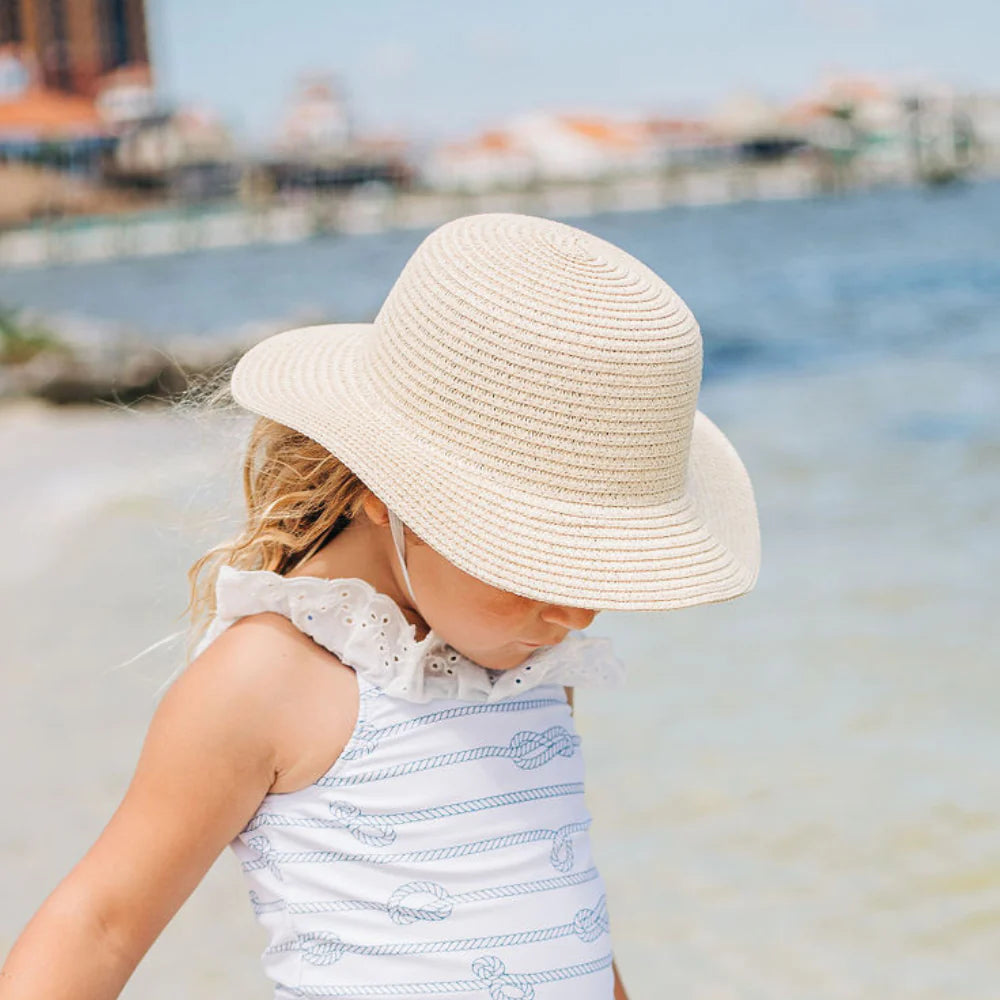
[230,212,760,612]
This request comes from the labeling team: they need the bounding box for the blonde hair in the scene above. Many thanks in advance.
[177,368,371,665]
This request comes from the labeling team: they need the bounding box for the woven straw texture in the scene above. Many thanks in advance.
[230,212,760,611]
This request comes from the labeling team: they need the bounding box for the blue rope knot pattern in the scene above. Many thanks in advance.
[339,722,380,760]
[241,820,591,877]
[572,894,610,942]
[386,880,454,924]
[471,955,535,1000]
[280,890,608,966]
[549,820,589,872]
[246,834,283,881]
[318,726,581,787]
[509,726,580,770]
[300,931,346,966]
[282,953,614,996]
[248,889,286,915]
[328,802,396,846]
[285,867,601,923]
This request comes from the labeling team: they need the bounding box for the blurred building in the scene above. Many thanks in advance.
[274,74,352,158]
[962,91,1000,167]
[644,116,733,167]
[423,111,673,191]
[705,92,807,162]
[94,61,154,124]
[108,104,239,199]
[0,0,153,179]
[261,74,413,195]
[0,0,149,96]
[784,76,908,175]
[0,42,115,173]
[423,127,533,191]
[783,74,994,184]
[0,0,231,206]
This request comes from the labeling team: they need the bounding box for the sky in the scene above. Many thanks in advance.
[147,0,1000,149]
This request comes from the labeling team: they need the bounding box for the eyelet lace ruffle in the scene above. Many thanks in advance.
[199,565,626,703]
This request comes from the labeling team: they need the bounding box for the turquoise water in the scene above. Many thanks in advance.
[1,182,998,998]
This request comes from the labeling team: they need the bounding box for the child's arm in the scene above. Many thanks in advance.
[0,614,323,1000]
[613,959,629,999]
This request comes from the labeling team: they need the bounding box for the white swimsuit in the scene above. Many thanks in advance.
[192,525,625,999]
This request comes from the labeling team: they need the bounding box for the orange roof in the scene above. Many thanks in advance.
[782,100,829,125]
[0,88,108,138]
[558,115,642,149]
[643,117,711,136]
[439,129,519,157]
[824,76,888,101]
[479,130,514,151]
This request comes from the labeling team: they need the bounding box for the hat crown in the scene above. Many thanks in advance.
[370,214,702,504]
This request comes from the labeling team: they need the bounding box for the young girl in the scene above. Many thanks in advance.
[0,212,759,999]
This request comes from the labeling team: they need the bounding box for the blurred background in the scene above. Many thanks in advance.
[1,2,999,998]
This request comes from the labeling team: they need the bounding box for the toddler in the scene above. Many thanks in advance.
[0,212,760,999]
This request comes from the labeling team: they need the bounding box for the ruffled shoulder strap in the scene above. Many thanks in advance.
[193,565,625,704]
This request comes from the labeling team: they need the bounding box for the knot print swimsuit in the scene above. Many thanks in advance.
[192,520,625,999]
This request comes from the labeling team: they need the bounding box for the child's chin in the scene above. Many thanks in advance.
[475,647,536,672]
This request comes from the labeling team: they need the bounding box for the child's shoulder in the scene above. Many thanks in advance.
[187,611,359,795]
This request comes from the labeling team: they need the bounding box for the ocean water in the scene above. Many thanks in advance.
[0,181,998,999]
[2,180,998,379]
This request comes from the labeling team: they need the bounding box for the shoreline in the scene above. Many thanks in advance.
[3,159,991,271]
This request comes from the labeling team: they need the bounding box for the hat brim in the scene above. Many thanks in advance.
[231,323,760,611]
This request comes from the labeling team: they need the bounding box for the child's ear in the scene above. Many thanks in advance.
[360,492,390,527]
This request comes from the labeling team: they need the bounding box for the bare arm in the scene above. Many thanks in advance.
[0,614,323,1000]
[613,959,629,999]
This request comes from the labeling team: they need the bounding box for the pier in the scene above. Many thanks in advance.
[0,159,887,270]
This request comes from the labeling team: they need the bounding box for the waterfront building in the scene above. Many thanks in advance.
[274,74,352,158]
[0,0,149,97]
[423,111,667,192]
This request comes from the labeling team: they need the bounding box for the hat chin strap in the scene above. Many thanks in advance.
[387,508,418,606]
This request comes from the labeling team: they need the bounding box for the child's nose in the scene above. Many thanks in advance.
[540,604,598,632]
